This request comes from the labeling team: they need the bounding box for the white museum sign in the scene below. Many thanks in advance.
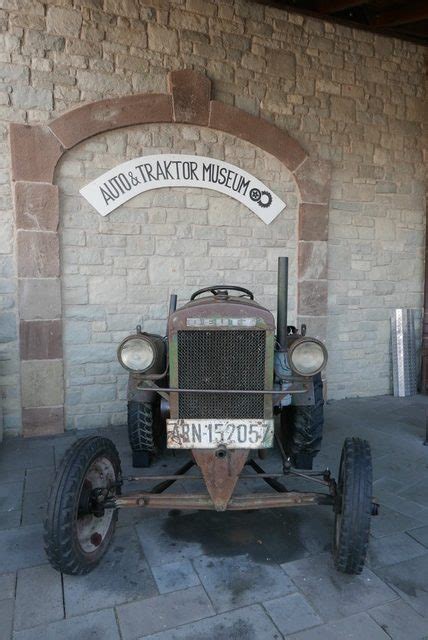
[80,154,286,224]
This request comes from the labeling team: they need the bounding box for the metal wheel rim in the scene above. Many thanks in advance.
[76,456,115,554]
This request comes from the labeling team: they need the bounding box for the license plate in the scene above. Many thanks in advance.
[166,419,274,449]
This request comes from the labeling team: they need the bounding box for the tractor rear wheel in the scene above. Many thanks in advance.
[333,437,372,574]
[44,436,121,575]
[281,373,324,469]
[127,401,155,468]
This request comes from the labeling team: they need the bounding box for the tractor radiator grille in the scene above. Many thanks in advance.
[177,329,266,419]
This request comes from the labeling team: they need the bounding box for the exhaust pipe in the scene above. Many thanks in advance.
[168,293,177,315]
[166,293,177,334]
[277,257,288,350]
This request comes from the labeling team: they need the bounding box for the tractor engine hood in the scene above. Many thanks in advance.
[168,294,275,332]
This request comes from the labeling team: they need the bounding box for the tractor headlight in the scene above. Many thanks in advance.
[117,335,155,373]
[288,337,328,377]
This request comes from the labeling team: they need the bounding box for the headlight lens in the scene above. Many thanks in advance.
[289,338,327,376]
[118,336,154,372]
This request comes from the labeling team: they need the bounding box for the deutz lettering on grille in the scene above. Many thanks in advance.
[186,317,257,327]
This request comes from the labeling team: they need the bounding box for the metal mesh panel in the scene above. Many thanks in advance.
[177,330,266,418]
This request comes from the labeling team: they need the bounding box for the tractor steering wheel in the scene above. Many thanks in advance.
[190,286,254,301]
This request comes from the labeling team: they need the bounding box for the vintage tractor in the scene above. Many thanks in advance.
[44,258,377,576]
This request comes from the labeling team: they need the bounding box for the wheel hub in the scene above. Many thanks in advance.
[76,456,116,553]
[78,479,93,516]
[90,532,103,547]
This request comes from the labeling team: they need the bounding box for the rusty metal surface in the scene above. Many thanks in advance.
[168,295,275,420]
[112,449,336,512]
[192,449,249,511]
[125,472,319,481]
[149,459,194,495]
[291,377,315,405]
[127,373,161,404]
[246,457,288,493]
[170,295,277,320]
[139,384,308,395]
[139,380,170,401]
[112,491,333,510]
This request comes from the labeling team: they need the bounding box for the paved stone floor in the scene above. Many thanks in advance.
[1,395,428,639]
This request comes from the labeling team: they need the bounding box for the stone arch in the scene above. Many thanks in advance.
[10,70,331,435]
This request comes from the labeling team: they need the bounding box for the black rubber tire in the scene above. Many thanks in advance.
[127,401,155,468]
[281,373,324,469]
[44,436,121,575]
[333,437,372,575]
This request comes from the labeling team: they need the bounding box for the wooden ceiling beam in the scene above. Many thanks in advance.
[371,3,428,28]
[315,0,367,14]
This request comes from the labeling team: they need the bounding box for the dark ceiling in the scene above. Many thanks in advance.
[256,1,428,46]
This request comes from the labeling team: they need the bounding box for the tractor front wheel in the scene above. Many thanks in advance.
[333,437,372,574]
[44,436,121,575]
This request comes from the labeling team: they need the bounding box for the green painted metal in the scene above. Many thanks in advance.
[264,330,275,418]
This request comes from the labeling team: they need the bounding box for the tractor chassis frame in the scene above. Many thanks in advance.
[103,457,338,512]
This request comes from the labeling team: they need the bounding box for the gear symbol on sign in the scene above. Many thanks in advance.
[258,191,273,208]
[249,187,273,208]
[249,188,261,202]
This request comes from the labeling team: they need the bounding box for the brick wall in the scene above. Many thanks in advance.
[0,0,426,433]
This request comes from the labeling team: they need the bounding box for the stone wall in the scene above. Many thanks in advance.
[57,124,299,429]
[0,0,426,433]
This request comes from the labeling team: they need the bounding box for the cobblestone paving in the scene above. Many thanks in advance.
[1,395,428,639]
